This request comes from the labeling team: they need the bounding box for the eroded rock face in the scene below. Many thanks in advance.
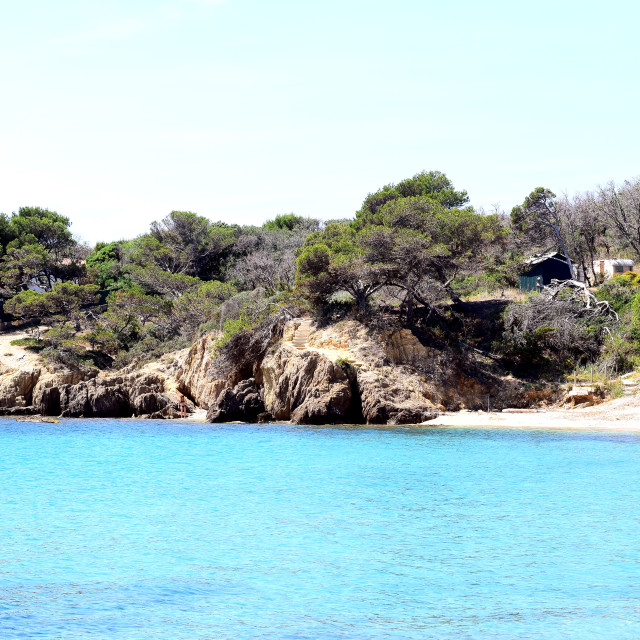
[206,378,264,423]
[174,333,226,409]
[356,369,439,424]
[0,368,42,408]
[300,321,440,423]
[381,328,432,366]
[32,369,95,415]
[40,372,180,419]
[261,346,351,424]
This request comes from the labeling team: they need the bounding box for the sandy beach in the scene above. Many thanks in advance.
[429,394,640,431]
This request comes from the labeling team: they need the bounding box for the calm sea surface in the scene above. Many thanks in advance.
[1,419,639,639]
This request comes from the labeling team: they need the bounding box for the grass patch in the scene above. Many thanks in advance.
[10,338,45,352]
[605,379,625,399]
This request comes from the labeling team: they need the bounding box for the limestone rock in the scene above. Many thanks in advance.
[261,346,351,424]
[0,368,41,408]
[207,378,264,422]
[174,333,226,409]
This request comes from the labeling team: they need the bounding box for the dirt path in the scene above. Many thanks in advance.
[0,329,44,373]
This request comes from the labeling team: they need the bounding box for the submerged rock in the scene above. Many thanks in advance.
[16,415,60,423]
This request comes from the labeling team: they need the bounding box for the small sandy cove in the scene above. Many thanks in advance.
[429,394,640,431]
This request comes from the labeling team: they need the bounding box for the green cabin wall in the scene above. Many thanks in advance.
[518,259,572,291]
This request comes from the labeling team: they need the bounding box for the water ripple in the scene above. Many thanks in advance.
[1,419,639,638]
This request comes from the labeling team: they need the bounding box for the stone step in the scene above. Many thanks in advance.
[291,318,315,349]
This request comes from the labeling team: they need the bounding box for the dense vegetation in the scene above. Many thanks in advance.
[3,171,640,379]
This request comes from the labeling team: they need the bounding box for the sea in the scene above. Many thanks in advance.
[1,419,639,639]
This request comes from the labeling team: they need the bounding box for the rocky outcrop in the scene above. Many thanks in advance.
[32,369,95,415]
[261,346,351,424]
[207,378,264,422]
[303,321,441,423]
[0,368,42,408]
[54,372,182,418]
[356,369,439,424]
[0,316,561,424]
[380,328,433,366]
[174,333,226,409]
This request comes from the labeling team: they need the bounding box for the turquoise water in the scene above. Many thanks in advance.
[1,420,639,639]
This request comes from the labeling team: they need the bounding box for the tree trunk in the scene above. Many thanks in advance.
[550,223,576,280]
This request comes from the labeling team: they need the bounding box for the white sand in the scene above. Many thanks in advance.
[0,328,44,372]
[428,394,640,431]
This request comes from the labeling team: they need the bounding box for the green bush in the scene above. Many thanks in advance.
[10,337,44,352]
[605,379,625,399]
[596,277,639,313]
[599,331,640,373]
[212,314,254,353]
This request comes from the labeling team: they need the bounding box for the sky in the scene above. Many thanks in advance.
[1,0,639,245]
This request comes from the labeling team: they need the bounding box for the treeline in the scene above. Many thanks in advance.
[0,208,318,368]
[2,170,640,376]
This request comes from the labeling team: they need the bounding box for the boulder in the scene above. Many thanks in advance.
[53,371,176,418]
[207,378,264,422]
[563,386,603,408]
[58,380,132,418]
[357,369,439,425]
[261,347,351,424]
[0,368,41,407]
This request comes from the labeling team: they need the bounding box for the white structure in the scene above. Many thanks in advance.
[593,259,634,279]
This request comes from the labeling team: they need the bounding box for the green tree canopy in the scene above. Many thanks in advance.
[86,241,131,291]
[297,173,500,317]
[144,211,238,279]
[355,170,469,228]
[9,207,75,259]
[4,283,98,324]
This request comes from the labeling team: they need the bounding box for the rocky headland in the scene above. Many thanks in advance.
[0,317,573,424]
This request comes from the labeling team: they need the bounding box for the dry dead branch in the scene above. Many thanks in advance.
[541,279,619,321]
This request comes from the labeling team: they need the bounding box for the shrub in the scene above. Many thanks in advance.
[596,277,639,313]
[599,332,640,373]
[451,273,507,298]
[605,379,625,399]
[10,337,44,352]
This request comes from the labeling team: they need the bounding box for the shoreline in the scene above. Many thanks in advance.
[8,406,640,432]
[427,391,640,430]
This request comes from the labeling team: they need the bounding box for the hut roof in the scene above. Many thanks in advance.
[522,252,570,267]
[610,259,634,267]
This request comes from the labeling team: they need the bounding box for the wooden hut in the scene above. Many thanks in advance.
[518,252,573,291]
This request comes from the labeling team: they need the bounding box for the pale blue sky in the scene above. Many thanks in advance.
[1,0,639,244]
